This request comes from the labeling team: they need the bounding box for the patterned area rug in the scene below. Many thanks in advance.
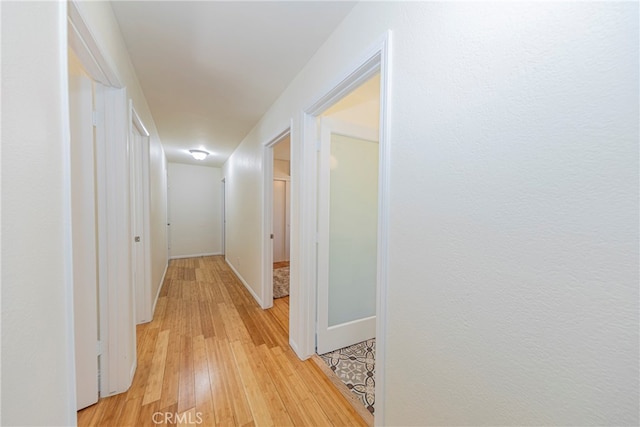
[273,266,289,298]
[319,338,376,414]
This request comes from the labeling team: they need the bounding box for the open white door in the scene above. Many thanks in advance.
[317,118,379,354]
[69,50,99,410]
[130,105,151,324]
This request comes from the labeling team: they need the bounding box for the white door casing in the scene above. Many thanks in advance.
[69,52,99,410]
[70,0,138,398]
[297,32,391,425]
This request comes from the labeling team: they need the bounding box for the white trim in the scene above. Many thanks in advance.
[60,1,79,419]
[226,259,262,307]
[294,112,321,359]
[262,126,292,310]
[67,1,121,88]
[131,107,150,137]
[68,0,136,399]
[130,360,137,383]
[170,252,223,260]
[152,263,169,316]
[296,31,392,424]
[374,30,392,427]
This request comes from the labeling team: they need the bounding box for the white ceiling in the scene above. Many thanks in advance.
[111,1,357,167]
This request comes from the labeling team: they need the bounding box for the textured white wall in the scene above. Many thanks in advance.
[1,2,77,425]
[223,2,638,425]
[75,1,169,301]
[168,163,223,258]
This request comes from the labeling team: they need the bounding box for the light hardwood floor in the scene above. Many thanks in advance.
[77,256,367,426]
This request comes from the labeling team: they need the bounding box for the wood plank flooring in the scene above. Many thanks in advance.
[77,256,367,427]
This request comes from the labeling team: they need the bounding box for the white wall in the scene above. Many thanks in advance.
[168,163,223,258]
[223,2,638,425]
[74,1,168,303]
[1,2,77,425]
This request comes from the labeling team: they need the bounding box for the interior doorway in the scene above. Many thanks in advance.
[314,73,381,420]
[272,137,291,303]
[69,0,138,406]
[262,129,292,312]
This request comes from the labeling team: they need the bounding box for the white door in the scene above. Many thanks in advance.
[273,180,287,262]
[221,179,226,255]
[285,181,291,259]
[317,118,379,354]
[69,51,99,410]
[131,118,150,324]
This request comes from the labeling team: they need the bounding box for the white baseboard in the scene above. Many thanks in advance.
[152,262,168,316]
[129,359,137,385]
[225,259,262,307]
[169,252,222,260]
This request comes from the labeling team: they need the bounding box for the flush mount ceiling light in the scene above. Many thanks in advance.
[189,149,209,160]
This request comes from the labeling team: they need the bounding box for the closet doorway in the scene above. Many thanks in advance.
[262,128,293,314]
[272,136,291,301]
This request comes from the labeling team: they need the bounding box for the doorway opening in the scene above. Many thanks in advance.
[262,128,292,313]
[315,72,381,420]
[295,33,391,424]
[69,0,138,411]
[272,136,292,300]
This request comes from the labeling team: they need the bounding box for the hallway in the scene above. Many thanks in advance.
[78,256,366,426]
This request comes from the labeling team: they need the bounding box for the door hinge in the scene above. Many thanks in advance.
[97,340,103,356]
[270,234,274,239]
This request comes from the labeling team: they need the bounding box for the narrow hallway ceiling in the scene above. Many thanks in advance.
[111,1,357,167]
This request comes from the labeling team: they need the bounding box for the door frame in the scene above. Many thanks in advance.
[221,178,226,256]
[129,101,152,324]
[261,126,292,309]
[296,31,392,424]
[69,0,137,397]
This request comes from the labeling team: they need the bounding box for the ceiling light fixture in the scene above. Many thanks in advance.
[189,149,209,160]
